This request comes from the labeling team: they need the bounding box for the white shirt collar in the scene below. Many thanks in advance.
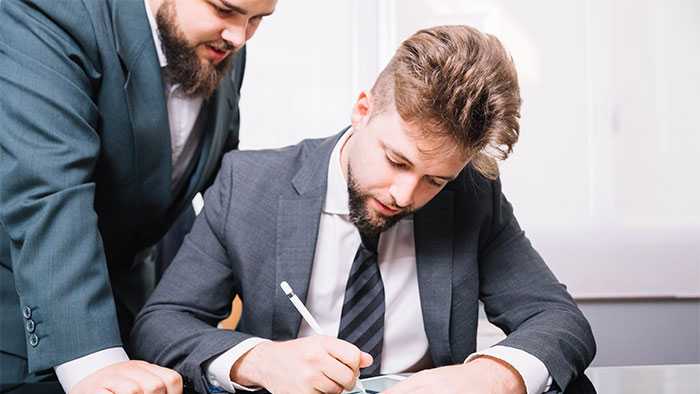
[323,129,354,215]
[144,0,168,67]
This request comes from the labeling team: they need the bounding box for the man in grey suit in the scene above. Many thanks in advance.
[0,0,276,392]
[131,25,596,394]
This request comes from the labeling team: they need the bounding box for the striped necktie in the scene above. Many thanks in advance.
[338,231,384,377]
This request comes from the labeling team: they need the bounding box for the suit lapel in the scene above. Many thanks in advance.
[113,0,172,214]
[197,76,237,189]
[271,133,346,340]
[272,196,324,340]
[414,190,455,366]
[179,71,237,206]
[155,47,244,214]
[168,91,227,215]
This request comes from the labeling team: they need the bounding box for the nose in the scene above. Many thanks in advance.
[389,174,419,209]
[221,23,247,48]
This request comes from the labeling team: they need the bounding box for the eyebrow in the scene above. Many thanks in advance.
[219,0,275,17]
[386,148,457,182]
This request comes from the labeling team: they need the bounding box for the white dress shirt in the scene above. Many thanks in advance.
[207,130,552,394]
[54,1,204,391]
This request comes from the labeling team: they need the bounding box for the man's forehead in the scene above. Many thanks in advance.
[374,107,469,172]
[218,0,277,14]
[384,134,468,176]
[403,126,468,163]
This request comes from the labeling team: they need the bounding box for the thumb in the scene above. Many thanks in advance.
[360,352,374,368]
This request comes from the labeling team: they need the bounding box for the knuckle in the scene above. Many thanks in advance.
[342,376,356,390]
[168,372,183,387]
[304,348,324,365]
[144,381,166,394]
[351,351,362,367]
[111,380,141,394]
[329,382,345,394]
[125,386,142,394]
[302,351,316,364]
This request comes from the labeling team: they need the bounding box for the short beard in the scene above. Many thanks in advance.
[347,165,409,236]
[156,0,234,97]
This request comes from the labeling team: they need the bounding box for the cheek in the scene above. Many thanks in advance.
[178,8,222,43]
[412,184,442,209]
[351,158,390,193]
[365,157,396,191]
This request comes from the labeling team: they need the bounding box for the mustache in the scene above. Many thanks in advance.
[375,196,410,213]
[207,40,236,52]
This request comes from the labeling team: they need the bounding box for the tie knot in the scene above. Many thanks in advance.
[359,231,380,254]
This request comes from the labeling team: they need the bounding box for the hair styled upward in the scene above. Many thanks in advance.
[371,25,521,180]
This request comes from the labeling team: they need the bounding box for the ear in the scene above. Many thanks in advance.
[351,90,372,129]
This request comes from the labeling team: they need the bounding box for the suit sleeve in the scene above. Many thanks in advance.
[477,177,596,391]
[0,0,122,372]
[130,155,254,394]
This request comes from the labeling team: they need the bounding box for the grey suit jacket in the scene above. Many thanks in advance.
[131,132,596,393]
[0,0,244,381]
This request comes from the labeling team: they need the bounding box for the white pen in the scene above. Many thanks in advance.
[280,281,369,394]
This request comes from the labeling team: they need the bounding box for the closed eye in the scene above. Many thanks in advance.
[214,5,235,16]
[387,156,408,169]
[427,177,445,188]
[210,0,239,16]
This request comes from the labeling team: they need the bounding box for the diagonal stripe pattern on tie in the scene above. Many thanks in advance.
[338,231,384,377]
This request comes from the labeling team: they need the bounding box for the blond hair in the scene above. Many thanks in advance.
[371,25,521,179]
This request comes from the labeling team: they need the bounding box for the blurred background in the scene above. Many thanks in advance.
[225,0,699,367]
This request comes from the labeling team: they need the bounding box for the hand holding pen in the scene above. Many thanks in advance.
[280,281,372,394]
[228,282,374,394]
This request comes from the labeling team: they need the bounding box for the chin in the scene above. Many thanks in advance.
[369,212,391,227]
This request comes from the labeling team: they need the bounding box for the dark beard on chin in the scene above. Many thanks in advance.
[347,166,408,236]
[156,0,234,97]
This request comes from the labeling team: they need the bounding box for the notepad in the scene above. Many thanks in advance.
[347,375,406,393]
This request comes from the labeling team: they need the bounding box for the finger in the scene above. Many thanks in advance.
[359,352,373,368]
[323,338,364,371]
[101,376,143,394]
[93,389,114,394]
[117,363,169,394]
[311,373,345,394]
[319,353,356,390]
[140,363,183,394]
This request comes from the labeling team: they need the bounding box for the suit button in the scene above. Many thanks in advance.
[23,306,32,319]
[29,334,39,347]
[26,319,35,333]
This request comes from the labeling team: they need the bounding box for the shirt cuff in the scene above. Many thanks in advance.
[205,337,271,393]
[54,347,129,393]
[465,345,553,394]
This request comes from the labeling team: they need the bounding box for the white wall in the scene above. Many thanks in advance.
[239,0,700,299]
